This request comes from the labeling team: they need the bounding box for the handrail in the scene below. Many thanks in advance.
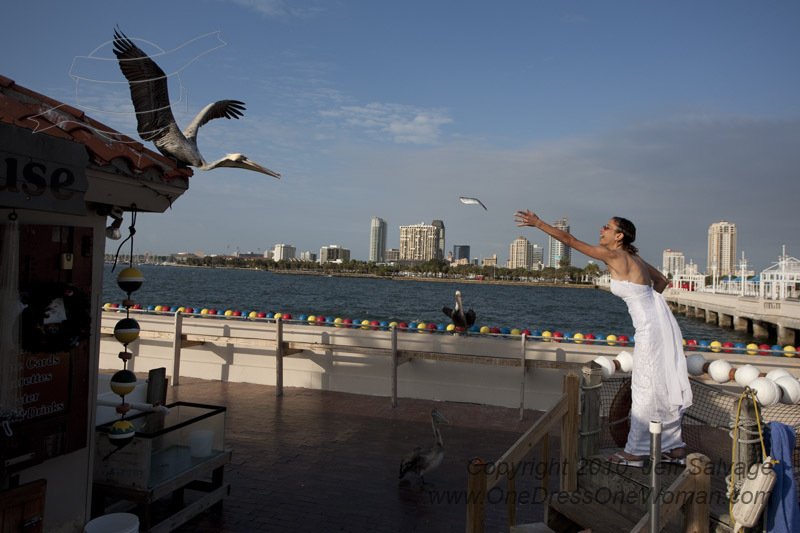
[465,373,580,532]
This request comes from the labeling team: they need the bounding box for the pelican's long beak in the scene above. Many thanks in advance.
[245,160,281,179]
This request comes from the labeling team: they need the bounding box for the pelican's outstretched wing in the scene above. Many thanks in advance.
[459,196,487,210]
[183,100,246,142]
[112,28,176,142]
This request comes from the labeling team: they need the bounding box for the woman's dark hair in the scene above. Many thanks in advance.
[612,216,638,255]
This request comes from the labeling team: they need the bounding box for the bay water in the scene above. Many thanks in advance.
[103,264,758,344]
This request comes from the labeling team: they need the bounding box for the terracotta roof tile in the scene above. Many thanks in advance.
[0,75,192,180]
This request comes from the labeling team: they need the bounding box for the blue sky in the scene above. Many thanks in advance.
[3,1,799,270]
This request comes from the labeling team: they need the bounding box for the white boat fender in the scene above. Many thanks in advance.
[731,456,777,533]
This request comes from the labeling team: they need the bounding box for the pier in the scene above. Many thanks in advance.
[663,289,800,346]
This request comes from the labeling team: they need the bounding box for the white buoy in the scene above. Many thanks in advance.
[593,356,615,379]
[686,354,706,376]
[708,359,733,383]
[765,369,792,382]
[615,351,633,372]
[734,364,761,387]
[749,377,781,407]
[774,376,800,404]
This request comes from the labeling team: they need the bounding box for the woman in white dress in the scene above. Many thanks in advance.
[514,210,693,466]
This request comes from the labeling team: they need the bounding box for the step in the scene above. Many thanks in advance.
[546,489,636,533]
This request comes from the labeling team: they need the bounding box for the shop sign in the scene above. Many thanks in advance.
[0,122,88,215]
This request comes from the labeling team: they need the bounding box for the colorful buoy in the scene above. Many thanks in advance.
[108,419,136,447]
[117,267,144,294]
[113,318,140,345]
[110,369,138,397]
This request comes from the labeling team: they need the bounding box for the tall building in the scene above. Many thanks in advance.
[399,223,440,261]
[531,244,544,267]
[385,248,400,262]
[369,217,387,263]
[509,236,536,269]
[431,220,445,260]
[662,249,685,277]
[453,245,470,261]
[707,221,737,276]
[300,251,317,262]
[548,218,571,268]
[320,245,350,264]
[272,243,296,261]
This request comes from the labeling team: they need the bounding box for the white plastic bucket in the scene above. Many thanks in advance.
[84,512,139,533]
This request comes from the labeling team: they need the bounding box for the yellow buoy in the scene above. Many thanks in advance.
[709,341,722,353]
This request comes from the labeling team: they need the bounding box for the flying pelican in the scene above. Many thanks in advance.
[399,409,449,485]
[442,290,476,330]
[112,28,280,178]
[459,196,487,210]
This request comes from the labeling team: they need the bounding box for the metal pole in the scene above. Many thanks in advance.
[649,420,662,533]
[391,326,398,408]
[519,333,526,421]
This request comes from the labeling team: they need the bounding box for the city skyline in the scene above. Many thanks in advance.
[7,3,796,270]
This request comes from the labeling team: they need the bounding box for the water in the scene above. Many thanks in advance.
[103,264,760,343]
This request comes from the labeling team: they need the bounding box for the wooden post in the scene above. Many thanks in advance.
[391,326,398,407]
[519,333,526,421]
[506,465,517,527]
[172,310,182,386]
[579,363,603,462]
[559,373,579,492]
[465,458,487,533]
[685,453,710,533]
[275,318,284,397]
[541,433,550,498]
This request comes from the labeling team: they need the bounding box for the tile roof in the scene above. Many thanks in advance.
[0,75,192,181]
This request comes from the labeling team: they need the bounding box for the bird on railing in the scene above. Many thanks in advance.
[442,290,476,330]
[112,28,281,178]
[399,408,449,486]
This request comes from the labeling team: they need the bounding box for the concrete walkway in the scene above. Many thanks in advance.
[157,378,553,532]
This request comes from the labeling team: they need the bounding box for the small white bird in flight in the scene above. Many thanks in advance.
[459,196,487,210]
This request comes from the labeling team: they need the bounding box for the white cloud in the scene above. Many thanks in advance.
[321,103,452,145]
[226,0,324,18]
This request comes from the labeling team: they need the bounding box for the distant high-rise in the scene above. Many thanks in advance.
[662,249,685,277]
[548,218,571,268]
[385,248,400,262]
[369,217,387,262]
[399,223,440,261]
[509,236,536,269]
[320,245,350,264]
[453,245,470,261]
[707,221,737,276]
[273,243,296,261]
[431,220,445,260]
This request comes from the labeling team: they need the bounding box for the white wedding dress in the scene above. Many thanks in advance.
[610,279,693,455]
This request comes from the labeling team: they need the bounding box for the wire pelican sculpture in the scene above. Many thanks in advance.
[442,290,476,330]
[112,28,281,178]
[399,409,449,486]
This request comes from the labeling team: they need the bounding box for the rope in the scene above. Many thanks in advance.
[728,387,772,528]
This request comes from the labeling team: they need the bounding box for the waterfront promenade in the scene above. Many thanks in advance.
[663,289,800,346]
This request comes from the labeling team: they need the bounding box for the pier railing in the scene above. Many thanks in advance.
[465,373,580,532]
[100,309,622,412]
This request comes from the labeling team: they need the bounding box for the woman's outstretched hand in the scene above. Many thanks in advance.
[515,210,540,228]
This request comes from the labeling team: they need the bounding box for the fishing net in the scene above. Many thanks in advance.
[597,375,800,499]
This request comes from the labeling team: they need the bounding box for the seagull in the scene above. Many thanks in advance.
[112,28,280,178]
[442,290,476,330]
[459,196,487,210]
[399,409,449,485]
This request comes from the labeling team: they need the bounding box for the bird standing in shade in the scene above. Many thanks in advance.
[112,28,280,178]
[442,290,476,330]
[399,409,449,486]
